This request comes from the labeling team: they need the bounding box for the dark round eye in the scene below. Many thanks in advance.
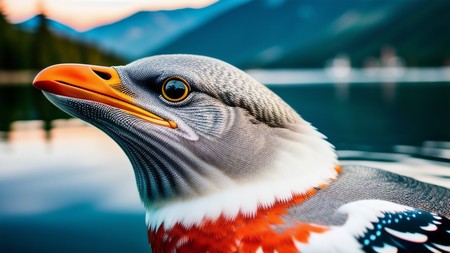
[161,77,190,102]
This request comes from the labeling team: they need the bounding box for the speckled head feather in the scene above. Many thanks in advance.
[117,55,300,128]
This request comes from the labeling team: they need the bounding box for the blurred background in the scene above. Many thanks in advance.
[1,0,449,252]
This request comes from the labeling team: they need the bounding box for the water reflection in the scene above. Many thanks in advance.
[1,68,450,252]
[0,119,151,252]
[2,119,449,210]
[1,118,449,217]
[1,119,448,216]
[0,118,449,252]
[1,119,141,213]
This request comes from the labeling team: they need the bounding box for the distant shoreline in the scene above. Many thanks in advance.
[0,70,38,86]
[2,67,450,86]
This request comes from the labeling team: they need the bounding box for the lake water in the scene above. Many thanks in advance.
[1,71,449,252]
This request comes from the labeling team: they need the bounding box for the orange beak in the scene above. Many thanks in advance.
[33,64,177,128]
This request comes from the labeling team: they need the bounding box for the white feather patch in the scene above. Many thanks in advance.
[295,200,416,253]
[337,200,412,237]
[146,125,338,229]
[420,223,438,231]
[384,227,427,243]
[433,243,450,252]
[294,228,364,253]
[372,243,398,253]
[424,244,441,253]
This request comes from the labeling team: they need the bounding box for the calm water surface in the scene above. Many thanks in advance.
[2,80,449,149]
[1,80,449,252]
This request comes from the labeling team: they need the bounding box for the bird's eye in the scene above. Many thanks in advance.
[161,77,190,102]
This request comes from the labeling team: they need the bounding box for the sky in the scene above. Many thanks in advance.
[3,0,216,31]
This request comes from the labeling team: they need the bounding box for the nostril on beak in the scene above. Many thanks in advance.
[93,70,112,80]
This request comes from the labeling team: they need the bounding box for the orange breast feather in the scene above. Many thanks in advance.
[148,188,329,253]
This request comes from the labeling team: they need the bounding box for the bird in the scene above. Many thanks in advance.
[33,54,449,253]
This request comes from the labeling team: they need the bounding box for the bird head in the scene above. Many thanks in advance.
[33,55,337,227]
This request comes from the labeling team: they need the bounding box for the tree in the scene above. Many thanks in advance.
[0,0,12,68]
[30,1,59,69]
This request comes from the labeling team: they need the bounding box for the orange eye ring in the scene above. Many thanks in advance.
[161,77,190,102]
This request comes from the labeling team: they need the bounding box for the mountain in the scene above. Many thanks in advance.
[266,0,450,68]
[15,0,450,67]
[15,15,80,39]
[153,0,450,68]
[154,0,359,67]
[82,0,248,60]
[15,0,248,60]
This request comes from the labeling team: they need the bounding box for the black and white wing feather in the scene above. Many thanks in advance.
[298,200,450,253]
[357,207,450,253]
